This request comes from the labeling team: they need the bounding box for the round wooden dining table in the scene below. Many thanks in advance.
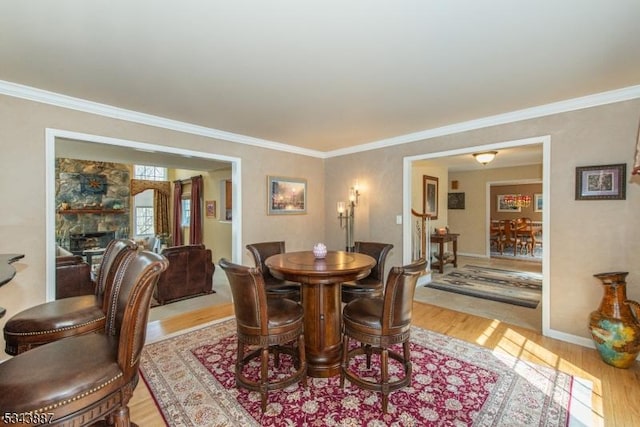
[265,250,376,377]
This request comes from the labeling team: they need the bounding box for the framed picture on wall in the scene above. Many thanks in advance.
[422,175,439,220]
[267,176,307,215]
[205,200,216,218]
[534,194,543,212]
[497,194,521,212]
[447,192,465,209]
[575,163,626,200]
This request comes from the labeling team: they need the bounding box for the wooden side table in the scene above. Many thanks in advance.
[430,234,459,274]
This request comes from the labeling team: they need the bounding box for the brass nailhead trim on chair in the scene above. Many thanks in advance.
[5,316,106,336]
[31,372,123,413]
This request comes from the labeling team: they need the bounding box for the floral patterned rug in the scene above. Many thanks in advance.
[139,317,591,426]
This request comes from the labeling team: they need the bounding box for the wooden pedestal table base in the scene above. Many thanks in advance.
[266,251,375,378]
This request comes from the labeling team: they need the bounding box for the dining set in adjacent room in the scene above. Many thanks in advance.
[490,217,542,257]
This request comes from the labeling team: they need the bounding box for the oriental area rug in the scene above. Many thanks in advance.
[425,265,543,308]
[139,317,591,426]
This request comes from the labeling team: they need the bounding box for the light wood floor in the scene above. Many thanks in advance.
[131,296,640,426]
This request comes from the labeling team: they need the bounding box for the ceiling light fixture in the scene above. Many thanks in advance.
[473,151,497,165]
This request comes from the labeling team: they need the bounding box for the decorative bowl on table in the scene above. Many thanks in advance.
[313,243,327,259]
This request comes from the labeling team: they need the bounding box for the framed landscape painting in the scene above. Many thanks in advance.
[267,176,307,215]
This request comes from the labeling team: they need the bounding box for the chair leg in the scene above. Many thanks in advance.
[381,348,389,414]
[109,405,133,427]
[340,334,349,388]
[298,334,307,388]
[260,347,269,413]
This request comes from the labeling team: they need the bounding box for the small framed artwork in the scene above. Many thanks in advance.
[534,193,543,212]
[267,176,307,215]
[448,192,465,209]
[497,194,521,212]
[205,200,216,218]
[575,164,626,200]
[422,175,439,220]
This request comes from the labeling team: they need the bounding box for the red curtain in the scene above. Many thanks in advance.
[189,175,203,245]
[172,181,183,246]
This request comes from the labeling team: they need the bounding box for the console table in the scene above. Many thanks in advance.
[430,234,459,274]
[0,254,25,318]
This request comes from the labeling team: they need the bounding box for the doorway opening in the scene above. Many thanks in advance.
[45,128,243,301]
[402,135,550,334]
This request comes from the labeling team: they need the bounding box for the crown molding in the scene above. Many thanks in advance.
[1,79,639,159]
[325,84,640,158]
[0,80,326,158]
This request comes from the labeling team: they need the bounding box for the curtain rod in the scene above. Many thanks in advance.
[173,174,202,185]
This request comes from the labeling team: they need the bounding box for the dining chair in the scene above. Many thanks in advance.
[515,217,534,255]
[489,219,503,253]
[340,258,427,413]
[246,241,301,301]
[341,241,393,304]
[219,258,307,413]
[497,219,522,256]
[3,239,138,355]
[0,249,168,425]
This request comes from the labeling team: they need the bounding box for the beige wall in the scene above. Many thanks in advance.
[0,94,325,360]
[1,92,639,358]
[324,99,640,340]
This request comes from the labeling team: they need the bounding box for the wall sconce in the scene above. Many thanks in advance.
[337,181,361,252]
[473,151,497,165]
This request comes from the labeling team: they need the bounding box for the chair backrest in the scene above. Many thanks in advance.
[381,258,427,334]
[219,258,269,335]
[354,241,393,282]
[246,241,286,281]
[103,250,168,378]
[515,217,532,231]
[95,239,138,302]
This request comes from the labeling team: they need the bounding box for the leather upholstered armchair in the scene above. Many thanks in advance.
[154,244,215,305]
[341,258,427,413]
[341,241,393,304]
[0,249,168,426]
[4,239,137,355]
[55,255,95,299]
[246,241,301,301]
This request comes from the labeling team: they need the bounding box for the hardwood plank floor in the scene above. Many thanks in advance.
[131,297,640,426]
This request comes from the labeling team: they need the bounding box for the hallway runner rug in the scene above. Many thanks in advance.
[425,265,543,308]
[139,318,591,426]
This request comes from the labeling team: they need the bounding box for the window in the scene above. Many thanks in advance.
[134,165,167,181]
[181,197,191,227]
[135,206,154,236]
[134,189,154,237]
[132,165,167,238]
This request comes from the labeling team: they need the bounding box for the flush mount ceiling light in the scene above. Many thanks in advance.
[473,151,497,165]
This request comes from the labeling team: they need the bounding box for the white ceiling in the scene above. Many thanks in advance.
[1,1,639,156]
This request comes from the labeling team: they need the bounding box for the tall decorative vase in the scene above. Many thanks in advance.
[588,272,640,368]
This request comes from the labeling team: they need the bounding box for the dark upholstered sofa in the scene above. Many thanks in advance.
[154,244,215,305]
[55,255,95,299]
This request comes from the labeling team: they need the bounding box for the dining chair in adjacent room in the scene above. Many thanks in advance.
[219,258,307,413]
[340,258,427,413]
[246,241,301,301]
[3,238,138,355]
[498,219,522,256]
[0,249,168,426]
[515,217,534,255]
[341,241,393,304]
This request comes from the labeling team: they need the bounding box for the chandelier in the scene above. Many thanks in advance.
[503,194,531,208]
